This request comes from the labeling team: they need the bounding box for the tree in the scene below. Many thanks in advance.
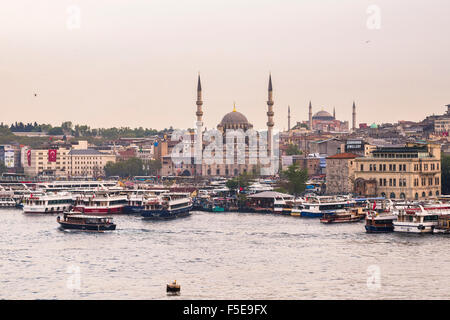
[280,163,308,196]
[285,144,302,156]
[104,157,145,178]
[442,155,450,195]
[226,172,252,192]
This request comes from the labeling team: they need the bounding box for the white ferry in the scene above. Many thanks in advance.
[34,181,119,192]
[141,193,193,219]
[393,205,442,233]
[73,191,128,214]
[22,192,73,214]
[298,196,356,218]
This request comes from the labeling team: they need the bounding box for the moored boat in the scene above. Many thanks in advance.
[365,212,397,233]
[433,215,450,234]
[57,213,116,231]
[320,209,363,224]
[393,205,440,233]
[73,191,128,214]
[141,193,192,220]
[23,192,73,214]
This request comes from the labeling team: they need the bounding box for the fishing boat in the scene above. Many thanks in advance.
[320,209,364,224]
[22,192,73,214]
[393,205,441,233]
[432,215,450,234]
[57,213,116,231]
[141,193,192,220]
[73,191,128,214]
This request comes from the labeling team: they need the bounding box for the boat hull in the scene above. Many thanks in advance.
[365,225,394,233]
[58,222,116,231]
[141,205,192,220]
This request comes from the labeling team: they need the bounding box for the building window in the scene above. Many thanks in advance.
[390,192,396,199]
[360,164,364,171]
[422,192,426,198]
[400,193,406,199]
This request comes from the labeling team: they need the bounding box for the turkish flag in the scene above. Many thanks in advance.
[48,149,57,162]
[27,150,31,166]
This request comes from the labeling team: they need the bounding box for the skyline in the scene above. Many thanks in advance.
[1,0,449,130]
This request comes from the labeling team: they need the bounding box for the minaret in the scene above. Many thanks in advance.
[288,105,291,131]
[333,107,336,119]
[195,74,203,165]
[267,74,274,157]
[352,101,356,131]
[308,101,312,130]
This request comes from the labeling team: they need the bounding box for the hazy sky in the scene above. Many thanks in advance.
[1,0,449,131]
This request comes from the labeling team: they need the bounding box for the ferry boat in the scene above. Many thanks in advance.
[73,191,128,214]
[22,192,73,214]
[245,191,294,214]
[393,205,441,233]
[0,191,18,208]
[141,193,193,220]
[365,212,397,233]
[122,190,160,214]
[320,209,364,224]
[433,215,450,234]
[300,196,356,218]
[57,213,116,231]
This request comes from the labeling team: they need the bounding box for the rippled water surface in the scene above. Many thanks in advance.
[1,209,449,299]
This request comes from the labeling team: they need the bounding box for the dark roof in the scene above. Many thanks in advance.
[372,146,427,153]
[68,149,108,155]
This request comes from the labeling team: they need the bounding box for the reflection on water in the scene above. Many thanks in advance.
[0,209,449,299]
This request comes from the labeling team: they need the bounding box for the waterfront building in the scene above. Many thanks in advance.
[325,153,359,194]
[354,142,441,200]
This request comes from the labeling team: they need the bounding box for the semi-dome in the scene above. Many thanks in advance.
[312,110,334,120]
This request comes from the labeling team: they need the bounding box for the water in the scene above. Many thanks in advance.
[1,208,449,299]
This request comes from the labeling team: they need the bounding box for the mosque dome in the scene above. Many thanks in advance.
[312,110,334,120]
[217,106,253,132]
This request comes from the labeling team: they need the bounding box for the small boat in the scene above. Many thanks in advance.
[0,191,18,208]
[167,280,180,292]
[320,209,364,224]
[433,215,450,234]
[57,213,116,231]
[73,191,127,214]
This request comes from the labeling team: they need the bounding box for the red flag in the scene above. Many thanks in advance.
[48,149,57,162]
[27,149,31,166]
[373,201,376,210]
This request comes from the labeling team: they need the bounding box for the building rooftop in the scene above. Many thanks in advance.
[326,152,359,159]
[68,149,108,156]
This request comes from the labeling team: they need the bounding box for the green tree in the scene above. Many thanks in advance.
[442,155,450,195]
[104,157,145,178]
[285,144,302,156]
[280,163,308,196]
[226,172,252,192]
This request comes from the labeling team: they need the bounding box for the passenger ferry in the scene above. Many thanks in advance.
[73,191,128,214]
[299,196,356,218]
[393,205,441,233]
[22,192,73,214]
[245,191,294,214]
[122,190,161,214]
[34,180,119,192]
[57,213,116,231]
[320,209,364,224]
[365,212,397,233]
[141,193,193,219]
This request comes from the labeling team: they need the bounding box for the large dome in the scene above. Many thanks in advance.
[220,111,249,125]
[313,110,334,120]
[217,109,253,132]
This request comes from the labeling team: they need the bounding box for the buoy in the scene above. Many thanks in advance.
[167,280,180,293]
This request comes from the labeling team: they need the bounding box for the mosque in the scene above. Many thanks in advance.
[161,75,275,177]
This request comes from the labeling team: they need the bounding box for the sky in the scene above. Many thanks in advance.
[0,0,449,131]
